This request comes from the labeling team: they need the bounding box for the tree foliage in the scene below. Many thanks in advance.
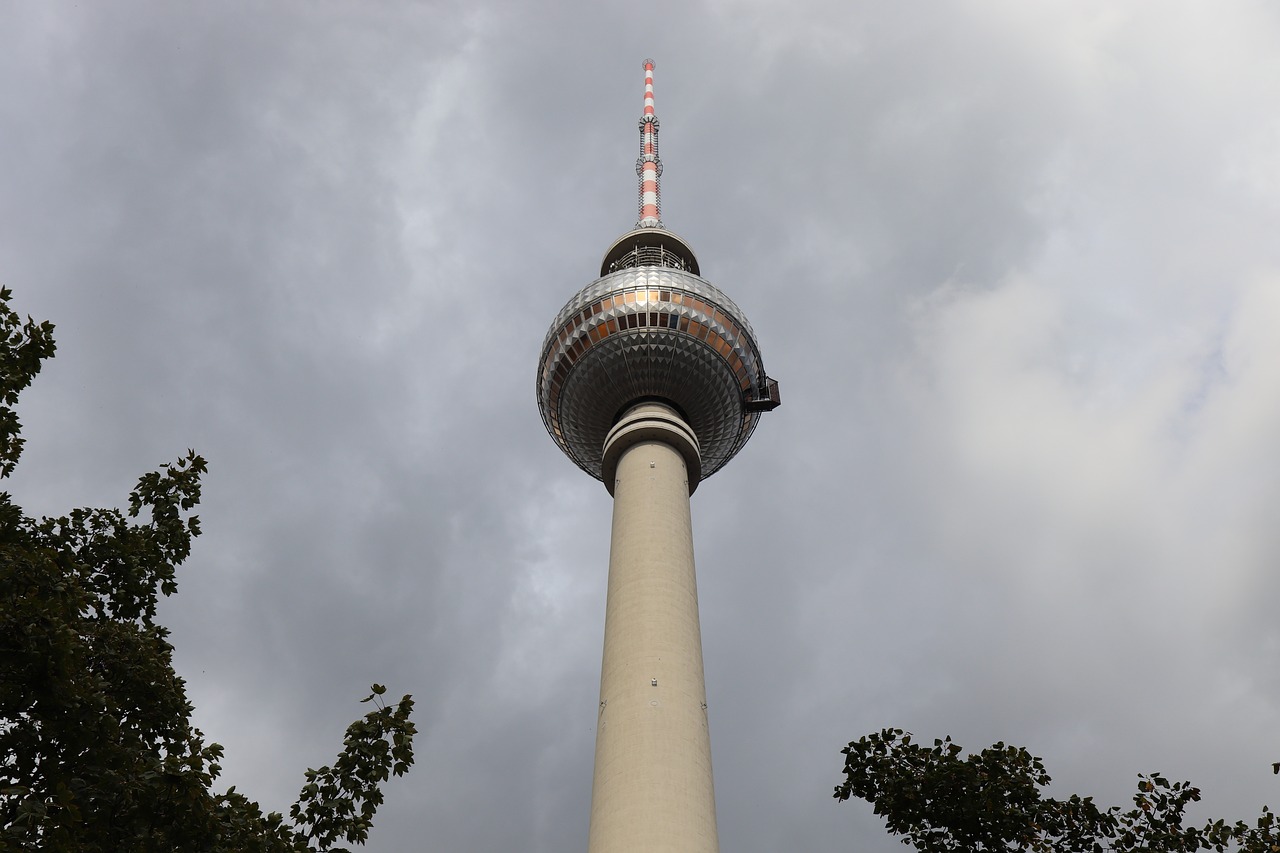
[836,728,1277,852]
[0,287,416,851]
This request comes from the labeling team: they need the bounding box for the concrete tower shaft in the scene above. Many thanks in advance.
[589,403,717,852]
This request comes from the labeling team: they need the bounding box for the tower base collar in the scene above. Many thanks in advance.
[602,402,701,496]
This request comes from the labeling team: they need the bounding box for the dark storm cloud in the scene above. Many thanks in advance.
[3,3,1279,851]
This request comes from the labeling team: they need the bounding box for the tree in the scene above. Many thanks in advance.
[835,728,1278,852]
[0,287,416,852]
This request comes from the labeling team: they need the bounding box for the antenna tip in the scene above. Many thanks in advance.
[643,58,656,71]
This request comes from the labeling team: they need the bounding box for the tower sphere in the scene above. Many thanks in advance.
[537,226,777,487]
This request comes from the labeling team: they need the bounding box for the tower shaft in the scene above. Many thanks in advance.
[588,403,718,853]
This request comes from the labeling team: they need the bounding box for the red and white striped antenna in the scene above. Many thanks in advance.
[636,59,663,229]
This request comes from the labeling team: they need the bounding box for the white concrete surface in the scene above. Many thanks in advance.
[588,403,719,853]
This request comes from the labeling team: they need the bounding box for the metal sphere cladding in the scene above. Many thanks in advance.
[537,228,776,484]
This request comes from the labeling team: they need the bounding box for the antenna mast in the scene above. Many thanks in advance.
[636,59,663,228]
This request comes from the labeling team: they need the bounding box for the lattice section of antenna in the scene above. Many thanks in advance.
[637,118,661,226]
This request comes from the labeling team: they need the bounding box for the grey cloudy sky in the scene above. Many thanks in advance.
[4,2,1280,850]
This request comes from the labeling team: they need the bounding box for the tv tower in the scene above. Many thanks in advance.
[537,59,780,853]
